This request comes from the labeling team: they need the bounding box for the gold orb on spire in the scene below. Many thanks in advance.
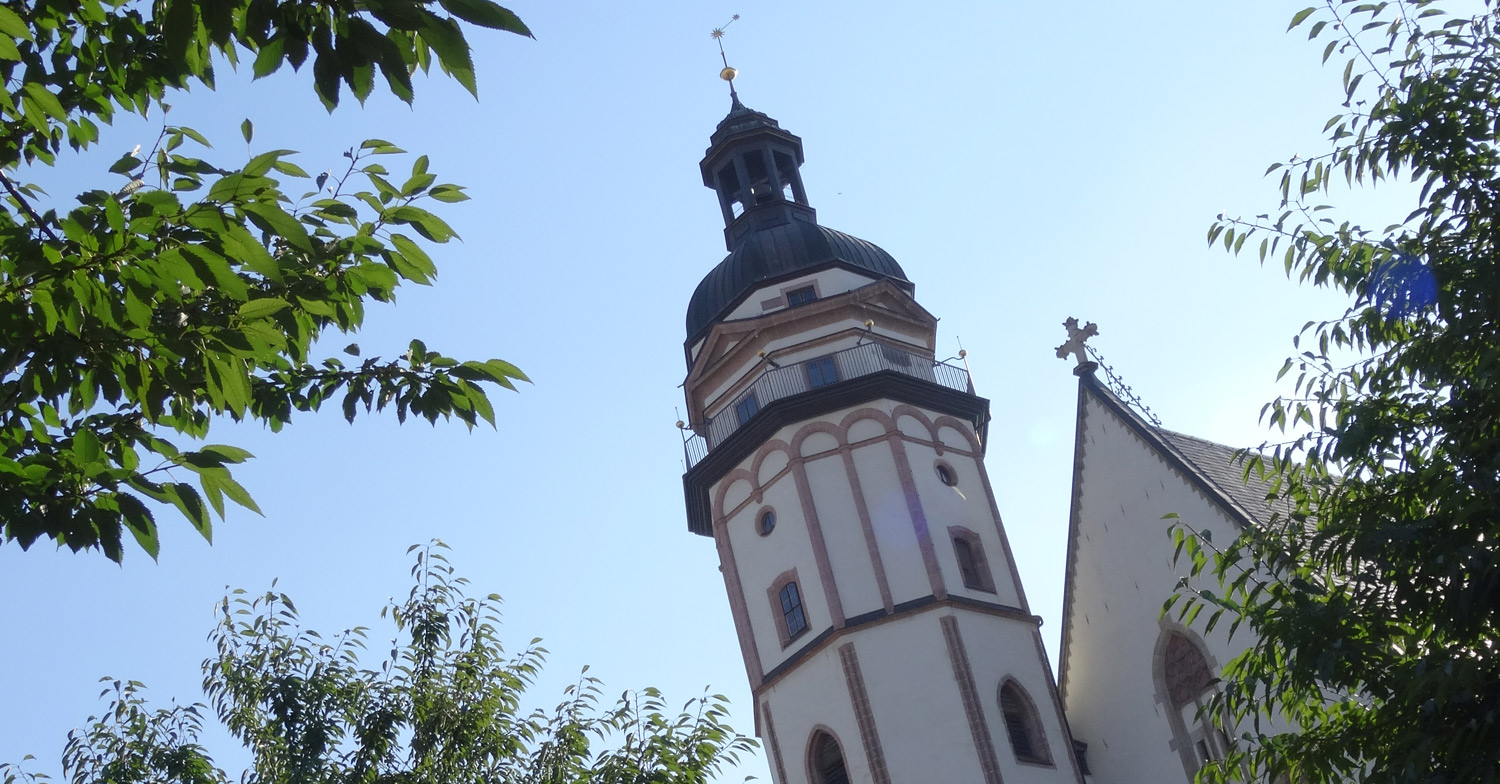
[720,66,738,82]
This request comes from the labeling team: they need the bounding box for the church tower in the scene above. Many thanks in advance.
[679,93,1086,784]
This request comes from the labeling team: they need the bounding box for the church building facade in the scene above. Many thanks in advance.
[676,94,1279,784]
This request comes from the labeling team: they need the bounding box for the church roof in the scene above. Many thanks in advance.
[684,220,911,347]
[1157,429,1275,527]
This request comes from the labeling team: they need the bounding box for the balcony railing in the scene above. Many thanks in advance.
[682,341,974,468]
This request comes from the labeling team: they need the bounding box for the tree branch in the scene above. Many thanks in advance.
[0,169,61,244]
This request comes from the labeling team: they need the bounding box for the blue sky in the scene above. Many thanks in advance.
[0,2,1411,780]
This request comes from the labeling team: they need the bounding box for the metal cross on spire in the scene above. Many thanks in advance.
[711,15,743,106]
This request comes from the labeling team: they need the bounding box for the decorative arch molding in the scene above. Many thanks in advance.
[713,408,980,524]
[712,467,757,522]
[997,676,1054,767]
[836,406,897,442]
[751,440,794,489]
[932,413,984,453]
[1151,621,1226,780]
[790,419,844,458]
[888,402,934,433]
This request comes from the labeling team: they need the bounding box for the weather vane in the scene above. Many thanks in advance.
[711,15,742,103]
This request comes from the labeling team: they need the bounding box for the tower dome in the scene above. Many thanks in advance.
[686,99,913,353]
[684,221,910,346]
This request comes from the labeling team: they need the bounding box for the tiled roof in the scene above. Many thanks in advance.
[1158,429,1276,526]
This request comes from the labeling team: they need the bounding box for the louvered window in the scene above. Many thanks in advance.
[810,732,849,784]
[1000,681,1051,765]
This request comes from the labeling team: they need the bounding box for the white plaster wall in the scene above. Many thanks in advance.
[725,466,832,674]
[722,268,885,322]
[955,610,1079,784]
[849,440,933,604]
[759,645,868,784]
[904,438,1024,608]
[843,612,987,784]
[710,395,1083,784]
[803,452,885,618]
[763,606,1081,784]
[1061,394,1286,784]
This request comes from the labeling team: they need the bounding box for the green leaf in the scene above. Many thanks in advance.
[0,5,31,40]
[199,445,255,464]
[241,119,254,144]
[118,494,162,558]
[438,0,534,36]
[238,298,290,320]
[390,234,436,282]
[420,15,478,97]
[253,35,286,79]
[360,139,407,154]
[242,202,313,252]
[428,184,469,203]
[22,83,65,120]
[73,429,103,464]
[109,154,140,174]
[390,206,457,242]
[1288,7,1317,30]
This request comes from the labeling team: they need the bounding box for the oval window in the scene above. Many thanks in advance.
[759,509,777,535]
[936,463,958,486]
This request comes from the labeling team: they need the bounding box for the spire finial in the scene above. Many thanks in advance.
[711,15,743,107]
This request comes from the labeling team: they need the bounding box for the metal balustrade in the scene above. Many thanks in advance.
[682,341,974,469]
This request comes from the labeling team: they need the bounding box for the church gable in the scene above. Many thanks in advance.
[1055,373,1278,784]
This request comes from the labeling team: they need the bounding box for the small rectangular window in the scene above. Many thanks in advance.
[780,582,807,639]
[786,285,817,307]
[735,393,760,426]
[806,356,839,389]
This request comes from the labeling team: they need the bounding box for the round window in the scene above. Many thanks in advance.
[759,509,776,535]
[936,463,957,486]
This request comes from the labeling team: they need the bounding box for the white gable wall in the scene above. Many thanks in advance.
[1061,391,1257,784]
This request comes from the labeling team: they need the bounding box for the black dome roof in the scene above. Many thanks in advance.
[685,219,909,345]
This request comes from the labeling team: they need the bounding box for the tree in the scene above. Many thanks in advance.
[1167,1,1500,781]
[0,542,758,784]
[0,0,533,562]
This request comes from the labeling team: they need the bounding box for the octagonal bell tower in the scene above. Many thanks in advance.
[679,93,1087,784]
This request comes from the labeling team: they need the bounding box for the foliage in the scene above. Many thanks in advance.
[0,542,758,784]
[0,0,533,561]
[1166,1,1500,781]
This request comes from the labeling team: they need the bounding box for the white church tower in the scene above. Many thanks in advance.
[679,89,1088,784]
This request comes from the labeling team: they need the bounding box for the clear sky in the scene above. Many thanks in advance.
[0,2,1411,781]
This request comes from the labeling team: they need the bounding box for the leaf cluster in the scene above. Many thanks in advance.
[0,1,531,561]
[1171,2,1500,781]
[0,542,757,784]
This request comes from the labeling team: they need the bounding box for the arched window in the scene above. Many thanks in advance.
[948,526,995,593]
[768,569,809,647]
[808,730,850,784]
[999,680,1052,765]
[1156,628,1228,778]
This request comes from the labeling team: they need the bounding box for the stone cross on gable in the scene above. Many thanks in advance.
[1055,317,1099,367]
